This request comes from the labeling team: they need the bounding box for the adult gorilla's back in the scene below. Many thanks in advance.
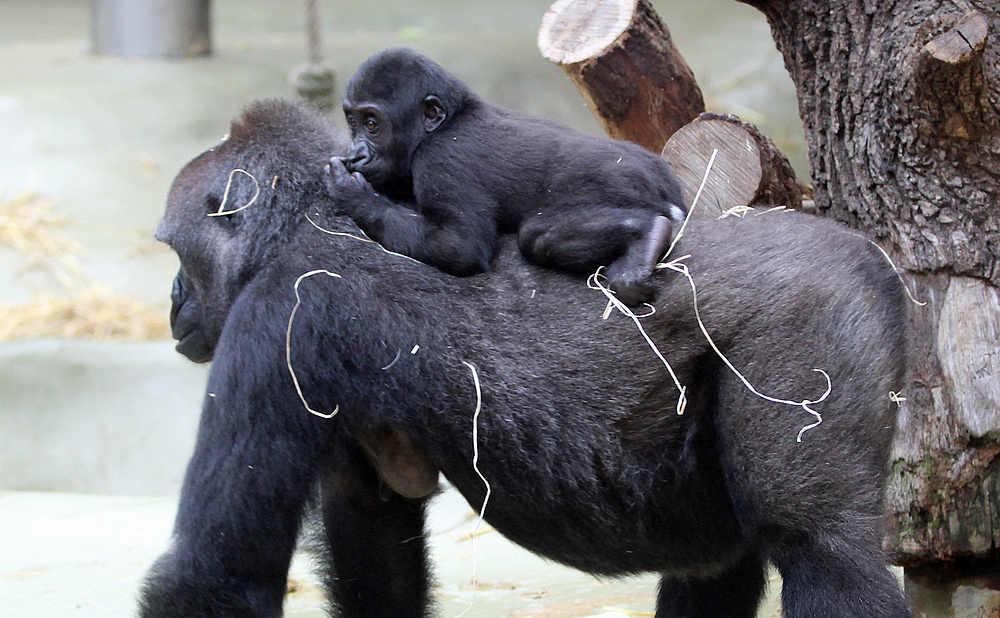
[143,99,911,618]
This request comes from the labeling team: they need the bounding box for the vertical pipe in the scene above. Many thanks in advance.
[91,0,212,58]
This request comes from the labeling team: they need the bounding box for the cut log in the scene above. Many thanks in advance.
[922,10,989,65]
[538,0,705,153]
[660,113,807,217]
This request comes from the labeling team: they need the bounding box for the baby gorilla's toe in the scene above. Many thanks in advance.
[607,271,657,307]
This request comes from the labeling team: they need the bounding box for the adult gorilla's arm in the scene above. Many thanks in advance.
[139,282,337,617]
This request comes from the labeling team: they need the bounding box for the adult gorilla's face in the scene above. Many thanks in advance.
[154,99,347,365]
[155,145,250,363]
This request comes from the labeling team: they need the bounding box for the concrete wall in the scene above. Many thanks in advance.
[0,339,207,496]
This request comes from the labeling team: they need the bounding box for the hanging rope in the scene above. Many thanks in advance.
[290,0,337,111]
[305,0,323,64]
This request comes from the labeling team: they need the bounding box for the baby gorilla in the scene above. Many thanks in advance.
[324,48,685,305]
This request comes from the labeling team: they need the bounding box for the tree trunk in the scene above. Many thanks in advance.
[538,0,705,152]
[739,0,1000,613]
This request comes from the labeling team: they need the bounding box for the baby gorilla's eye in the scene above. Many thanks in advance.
[364,117,379,133]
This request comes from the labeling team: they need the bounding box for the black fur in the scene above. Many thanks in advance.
[142,99,912,618]
[324,48,686,306]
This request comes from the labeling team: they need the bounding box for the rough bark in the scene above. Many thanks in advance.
[741,1,1000,284]
[538,0,705,152]
[661,112,807,216]
[738,0,1000,580]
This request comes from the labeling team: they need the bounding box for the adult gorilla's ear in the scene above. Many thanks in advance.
[422,96,446,133]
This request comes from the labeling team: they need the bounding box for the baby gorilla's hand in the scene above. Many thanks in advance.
[322,157,374,214]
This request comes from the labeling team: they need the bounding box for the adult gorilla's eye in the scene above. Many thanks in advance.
[205,195,239,227]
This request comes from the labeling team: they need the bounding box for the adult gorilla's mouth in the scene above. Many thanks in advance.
[175,330,213,364]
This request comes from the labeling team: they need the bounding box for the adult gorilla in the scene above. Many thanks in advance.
[142,99,911,618]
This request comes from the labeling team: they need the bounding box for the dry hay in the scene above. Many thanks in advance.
[0,286,170,342]
[0,191,82,288]
[0,192,171,342]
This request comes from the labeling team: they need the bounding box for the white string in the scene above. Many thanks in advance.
[841,231,926,306]
[305,213,425,265]
[456,360,491,618]
[207,168,260,217]
[586,149,722,414]
[381,348,402,370]
[587,271,687,415]
[662,148,719,260]
[286,269,342,418]
[595,146,828,438]
[656,256,832,442]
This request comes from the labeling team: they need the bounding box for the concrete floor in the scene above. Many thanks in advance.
[0,1,800,615]
[0,488,652,618]
[0,487,781,618]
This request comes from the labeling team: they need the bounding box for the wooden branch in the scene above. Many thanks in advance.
[660,113,806,217]
[923,10,988,65]
[537,0,803,215]
[538,0,705,153]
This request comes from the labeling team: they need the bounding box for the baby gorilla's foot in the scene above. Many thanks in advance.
[604,215,674,307]
[607,271,657,307]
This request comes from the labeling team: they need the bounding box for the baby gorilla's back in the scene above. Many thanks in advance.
[329,47,687,304]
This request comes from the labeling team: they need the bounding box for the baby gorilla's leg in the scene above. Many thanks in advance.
[604,215,674,306]
[517,208,672,305]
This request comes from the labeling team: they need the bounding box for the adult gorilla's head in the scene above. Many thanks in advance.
[156,100,345,362]
[341,48,473,197]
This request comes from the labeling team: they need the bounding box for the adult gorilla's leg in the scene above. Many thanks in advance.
[320,439,433,618]
[654,552,766,618]
[712,369,910,617]
[770,529,911,618]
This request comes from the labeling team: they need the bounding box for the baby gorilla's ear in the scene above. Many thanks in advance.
[422,96,446,133]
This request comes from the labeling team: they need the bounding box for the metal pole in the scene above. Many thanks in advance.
[91,0,212,58]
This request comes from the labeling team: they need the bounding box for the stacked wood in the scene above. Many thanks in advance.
[539,0,805,217]
[661,113,806,216]
[538,0,705,153]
